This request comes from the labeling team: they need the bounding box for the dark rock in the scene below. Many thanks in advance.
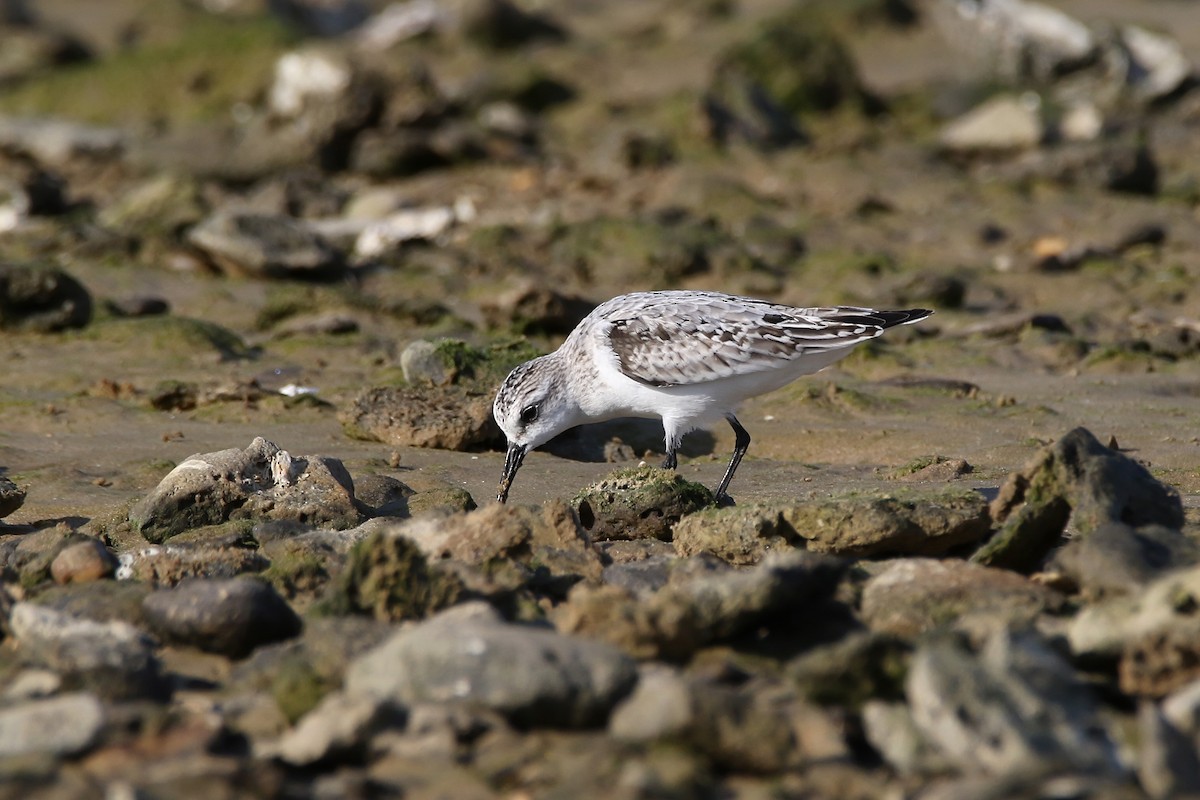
[554,551,845,660]
[976,427,1184,572]
[0,692,105,759]
[142,576,302,658]
[444,0,566,49]
[353,473,414,518]
[340,385,502,451]
[672,504,797,565]
[601,555,675,596]
[1052,522,1199,598]
[573,466,714,542]
[346,603,637,728]
[784,487,990,558]
[0,262,91,332]
[319,530,464,622]
[788,631,912,707]
[0,475,25,517]
[907,630,1121,777]
[129,437,363,543]
[104,296,170,317]
[860,558,1055,638]
[186,211,345,280]
[9,602,167,701]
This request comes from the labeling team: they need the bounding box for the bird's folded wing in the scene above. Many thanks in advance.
[604,303,893,388]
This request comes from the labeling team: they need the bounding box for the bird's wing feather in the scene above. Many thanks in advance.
[599,294,923,388]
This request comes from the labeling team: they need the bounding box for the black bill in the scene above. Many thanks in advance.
[496,442,528,503]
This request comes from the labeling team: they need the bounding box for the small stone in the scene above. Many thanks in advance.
[400,340,457,387]
[142,576,302,658]
[0,692,105,758]
[609,666,692,742]
[50,538,118,584]
[186,211,345,280]
[1051,522,1199,599]
[939,94,1043,155]
[573,466,714,542]
[0,263,92,332]
[270,690,403,766]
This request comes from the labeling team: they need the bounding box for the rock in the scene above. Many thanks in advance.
[788,631,912,707]
[704,5,872,149]
[400,339,474,387]
[889,456,973,482]
[672,504,796,565]
[99,173,205,240]
[1164,679,1200,737]
[1068,564,1200,663]
[862,700,954,776]
[907,630,1120,778]
[354,204,464,257]
[142,577,303,659]
[270,690,403,766]
[340,385,502,451]
[442,0,566,49]
[573,466,714,542]
[346,603,637,728]
[0,692,105,758]
[1118,25,1193,102]
[0,262,92,332]
[860,558,1055,638]
[684,680,808,773]
[1051,522,1199,599]
[935,0,1096,81]
[105,295,170,317]
[268,48,355,118]
[129,437,363,543]
[939,94,1043,155]
[389,499,602,582]
[0,114,124,167]
[0,475,26,517]
[479,283,594,336]
[117,537,272,586]
[554,551,845,660]
[1138,701,1200,800]
[608,665,693,742]
[319,530,464,622]
[1121,618,1200,699]
[186,212,345,280]
[49,538,117,584]
[9,602,167,701]
[783,487,990,558]
[975,427,1183,572]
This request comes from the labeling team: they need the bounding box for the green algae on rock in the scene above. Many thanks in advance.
[573,465,715,542]
[319,531,464,623]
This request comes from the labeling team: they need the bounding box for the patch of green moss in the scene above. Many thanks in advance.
[573,465,716,541]
[316,532,464,622]
[888,455,952,478]
[262,549,331,600]
[82,316,254,360]
[271,655,335,725]
[790,633,912,708]
[0,10,295,127]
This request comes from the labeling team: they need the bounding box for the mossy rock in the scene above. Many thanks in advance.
[573,466,716,542]
[789,631,912,708]
[319,532,464,622]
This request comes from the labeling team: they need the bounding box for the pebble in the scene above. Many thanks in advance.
[0,692,105,758]
[142,576,303,658]
[50,538,118,584]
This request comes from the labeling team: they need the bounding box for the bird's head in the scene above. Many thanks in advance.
[492,355,579,503]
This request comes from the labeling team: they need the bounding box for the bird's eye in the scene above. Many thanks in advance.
[519,404,540,425]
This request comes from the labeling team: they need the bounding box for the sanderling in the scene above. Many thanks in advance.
[493,290,932,503]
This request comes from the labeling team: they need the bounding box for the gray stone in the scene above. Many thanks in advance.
[0,263,92,332]
[346,603,637,728]
[976,427,1183,572]
[186,211,344,280]
[782,487,990,557]
[142,577,302,658]
[1068,564,1200,663]
[860,558,1054,637]
[1052,522,1199,598]
[1138,701,1200,800]
[0,692,105,758]
[9,602,166,701]
[129,437,363,542]
[862,700,954,776]
[907,630,1121,778]
[400,340,455,387]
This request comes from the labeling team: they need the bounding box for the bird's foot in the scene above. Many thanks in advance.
[713,492,736,508]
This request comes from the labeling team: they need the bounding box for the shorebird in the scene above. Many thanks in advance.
[493,290,932,503]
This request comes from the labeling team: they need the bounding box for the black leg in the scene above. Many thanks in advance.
[662,449,677,470]
[713,414,750,503]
